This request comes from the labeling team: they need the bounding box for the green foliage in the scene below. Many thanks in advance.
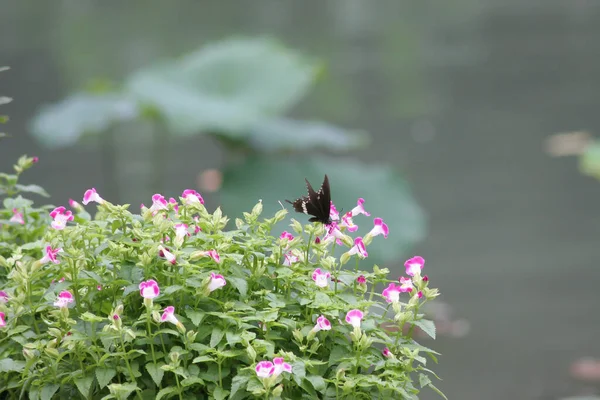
[0,159,444,399]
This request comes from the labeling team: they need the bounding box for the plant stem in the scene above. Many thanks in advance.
[118,331,143,400]
[27,281,40,335]
[174,373,183,400]
[146,312,160,388]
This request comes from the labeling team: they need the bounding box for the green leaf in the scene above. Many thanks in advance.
[163,285,183,294]
[230,374,250,398]
[413,319,436,339]
[180,377,204,387]
[192,355,214,364]
[125,37,319,136]
[306,375,327,393]
[225,331,242,346]
[14,184,49,197]
[185,310,205,326]
[221,156,426,265]
[428,383,448,400]
[419,373,432,388]
[0,358,25,372]
[213,387,229,400]
[210,327,224,348]
[247,118,369,153]
[156,386,178,400]
[95,367,117,388]
[40,384,60,400]
[313,292,332,307]
[146,363,165,387]
[227,276,248,297]
[29,93,138,149]
[291,360,306,386]
[74,375,94,398]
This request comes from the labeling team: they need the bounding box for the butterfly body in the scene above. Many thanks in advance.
[286,175,332,225]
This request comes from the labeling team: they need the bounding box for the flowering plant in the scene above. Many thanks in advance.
[0,160,444,399]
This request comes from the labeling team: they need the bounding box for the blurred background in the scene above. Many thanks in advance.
[3,1,600,399]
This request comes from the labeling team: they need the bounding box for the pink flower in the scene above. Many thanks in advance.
[158,245,176,264]
[345,309,364,328]
[350,198,370,217]
[272,357,292,376]
[139,279,160,299]
[382,348,392,358]
[255,361,274,378]
[323,222,345,244]
[313,315,332,332]
[149,194,168,214]
[53,290,74,308]
[208,272,226,292]
[279,231,294,241]
[49,207,74,230]
[0,291,8,303]
[193,216,202,234]
[398,277,413,293]
[10,209,24,225]
[423,275,429,282]
[97,285,102,291]
[0,312,5,327]
[169,197,179,212]
[368,217,389,239]
[182,189,204,205]
[314,236,321,244]
[347,237,368,258]
[382,283,402,303]
[312,268,331,288]
[161,306,179,325]
[283,251,299,266]
[329,202,340,221]
[202,249,221,264]
[32,156,39,163]
[39,245,62,265]
[82,188,104,205]
[341,212,358,232]
[405,256,424,277]
[416,291,423,299]
[174,223,189,241]
[357,275,366,285]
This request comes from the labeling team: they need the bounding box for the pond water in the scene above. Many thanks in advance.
[2,1,600,398]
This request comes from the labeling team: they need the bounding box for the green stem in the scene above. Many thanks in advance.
[27,281,40,335]
[118,331,143,400]
[146,312,160,388]
[217,360,223,388]
[174,373,183,400]
[70,259,81,314]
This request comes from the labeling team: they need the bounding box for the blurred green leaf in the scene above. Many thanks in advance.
[220,156,426,265]
[29,93,138,149]
[580,140,600,180]
[125,37,320,136]
[247,118,369,153]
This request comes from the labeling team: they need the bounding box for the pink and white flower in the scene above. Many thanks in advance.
[168,198,179,212]
[160,306,179,325]
[357,275,366,285]
[174,223,189,242]
[208,272,226,292]
[149,194,168,214]
[279,231,294,241]
[312,268,331,288]
[382,348,392,358]
[350,198,370,217]
[368,217,389,239]
[255,361,274,378]
[341,212,358,232]
[416,291,423,299]
[158,246,176,264]
[82,188,104,205]
[182,189,204,205]
[10,209,24,225]
[49,207,74,230]
[197,249,220,264]
[272,357,292,376]
[323,222,345,245]
[39,245,62,265]
[139,279,160,299]
[330,202,340,221]
[0,291,8,303]
[0,312,5,327]
[382,283,402,303]
[345,309,364,328]
[69,198,82,210]
[283,251,299,266]
[347,237,368,258]
[398,276,413,293]
[313,315,332,332]
[53,290,74,308]
[193,216,201,234]
[405,256,425,277]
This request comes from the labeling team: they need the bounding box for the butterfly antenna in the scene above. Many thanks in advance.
[278,200,286,210]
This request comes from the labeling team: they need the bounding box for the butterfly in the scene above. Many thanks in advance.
[286,174,332,225]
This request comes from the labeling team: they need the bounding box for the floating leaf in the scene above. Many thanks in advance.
[29,93,138,149]
[125,37,320,136]
[247,118,369,153]
[221,156,426,265]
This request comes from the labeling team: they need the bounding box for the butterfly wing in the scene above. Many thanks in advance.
[286,174,332,224]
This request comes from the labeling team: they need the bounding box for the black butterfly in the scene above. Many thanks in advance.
[286,174,332,225]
